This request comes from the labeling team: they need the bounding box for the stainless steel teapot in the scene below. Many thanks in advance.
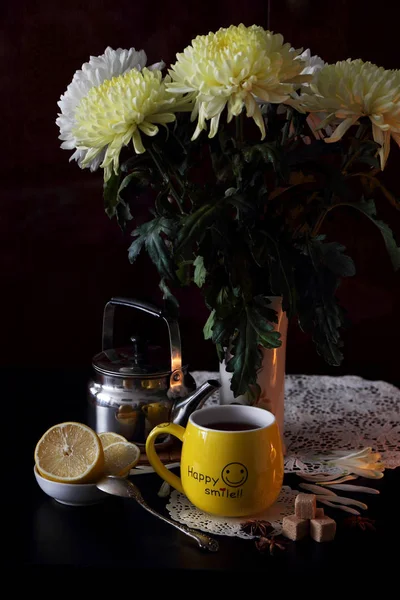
[87,297,219,448]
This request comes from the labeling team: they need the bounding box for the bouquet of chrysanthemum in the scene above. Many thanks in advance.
[56,24,400,399]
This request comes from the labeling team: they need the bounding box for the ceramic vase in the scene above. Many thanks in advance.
[219,297,288,441]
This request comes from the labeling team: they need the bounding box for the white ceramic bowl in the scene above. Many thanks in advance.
[34,466,108,506]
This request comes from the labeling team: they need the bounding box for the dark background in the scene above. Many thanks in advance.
[2,0,399,386]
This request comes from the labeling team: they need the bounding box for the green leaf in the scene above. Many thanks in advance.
[209,143,233,184]
[216,343,225,362]
[203,309,216,340]
[298,299,345,367]
[159,278,180,319]
[358,176,400,212]
[355,155,380,169]
[314,240,356,278]
[291,109,308,138]
[127,232,145,263]
[286,140,339,167]
[128,216,177,282]
[176,203,221,254]
[242,143,280,170]
[216,287,230,306]
[103,171,121,219]
[225,192,257,219]
[211,317,231,347]
[247,230,269,268]
[176,260,193,286]
[209,305,243,351]
[225,308,263,400]
[118,171,145,197]
[253,295,279,325]
[213,299,280,400]
[249,231,295,317]
[296,242,347,366]
[345,198,400,270]
[231,153,244,186]
[247,303,282,349]
[104,170,152,230]
[120,153,151,173]
[115,201,133,231]
[346,139,381,170]
[193,255,207,287]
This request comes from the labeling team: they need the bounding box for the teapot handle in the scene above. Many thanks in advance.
[102,297,182,376]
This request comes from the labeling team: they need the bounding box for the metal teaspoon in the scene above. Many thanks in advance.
[96,475,219,552]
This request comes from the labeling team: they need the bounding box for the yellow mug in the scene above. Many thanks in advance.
[145,404,284,517]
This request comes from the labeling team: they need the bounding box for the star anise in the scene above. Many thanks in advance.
[343,516,376,531]
[255,536,287,555]
[240,519,274,537]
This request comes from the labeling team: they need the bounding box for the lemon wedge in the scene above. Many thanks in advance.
[34,422,104,484]
[98,432,127,449]
[103,441,141,477]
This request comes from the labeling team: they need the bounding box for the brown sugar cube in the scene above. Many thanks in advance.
[310,516,336,542]
[315,507,324,518]
[295,493,317,519]
[282,514,309,541]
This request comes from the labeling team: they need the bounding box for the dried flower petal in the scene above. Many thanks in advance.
[318,447,385,479]
[317,499,360,515]
[323,484,379,495]
[299,483,338,496]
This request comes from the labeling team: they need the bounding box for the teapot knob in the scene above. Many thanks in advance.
[130,336,144,366]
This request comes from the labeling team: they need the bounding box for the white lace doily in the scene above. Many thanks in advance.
[166,486,297,538]
[193,371,400,474]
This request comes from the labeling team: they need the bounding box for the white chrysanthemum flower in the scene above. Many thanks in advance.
[72,68,190,181]
[272,49,325,120]
[56,47,164,172]
[166,23,311,140]
[295,59,400,169]
[264,48,324,113]
[289,49,333,140]
[296,48,325,79]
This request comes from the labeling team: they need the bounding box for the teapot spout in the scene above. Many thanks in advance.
[170,379,220,428]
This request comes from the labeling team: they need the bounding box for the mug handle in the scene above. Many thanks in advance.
[145,423,185,494]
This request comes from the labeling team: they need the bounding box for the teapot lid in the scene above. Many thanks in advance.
[92,337,170,378]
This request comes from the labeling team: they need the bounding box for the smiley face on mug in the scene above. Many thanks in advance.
[221,462,248,487]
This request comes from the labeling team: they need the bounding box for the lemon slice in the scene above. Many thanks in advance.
[34,422,104,484]
[98,432,127,449]
[103,441,141,477]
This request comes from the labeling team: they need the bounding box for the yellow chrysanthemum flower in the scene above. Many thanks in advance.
[73,68,190,181]
[295,59,400,169]
[166,23,311,140]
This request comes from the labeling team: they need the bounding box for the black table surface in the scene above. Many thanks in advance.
[10,368,400,581]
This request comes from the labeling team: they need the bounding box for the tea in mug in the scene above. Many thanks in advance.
[202,421,260,431]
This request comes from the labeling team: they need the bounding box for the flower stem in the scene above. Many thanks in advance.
[312,205,335,236]
[147,146,185,214]
[342,123,370,174]
[236,111,245,148]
